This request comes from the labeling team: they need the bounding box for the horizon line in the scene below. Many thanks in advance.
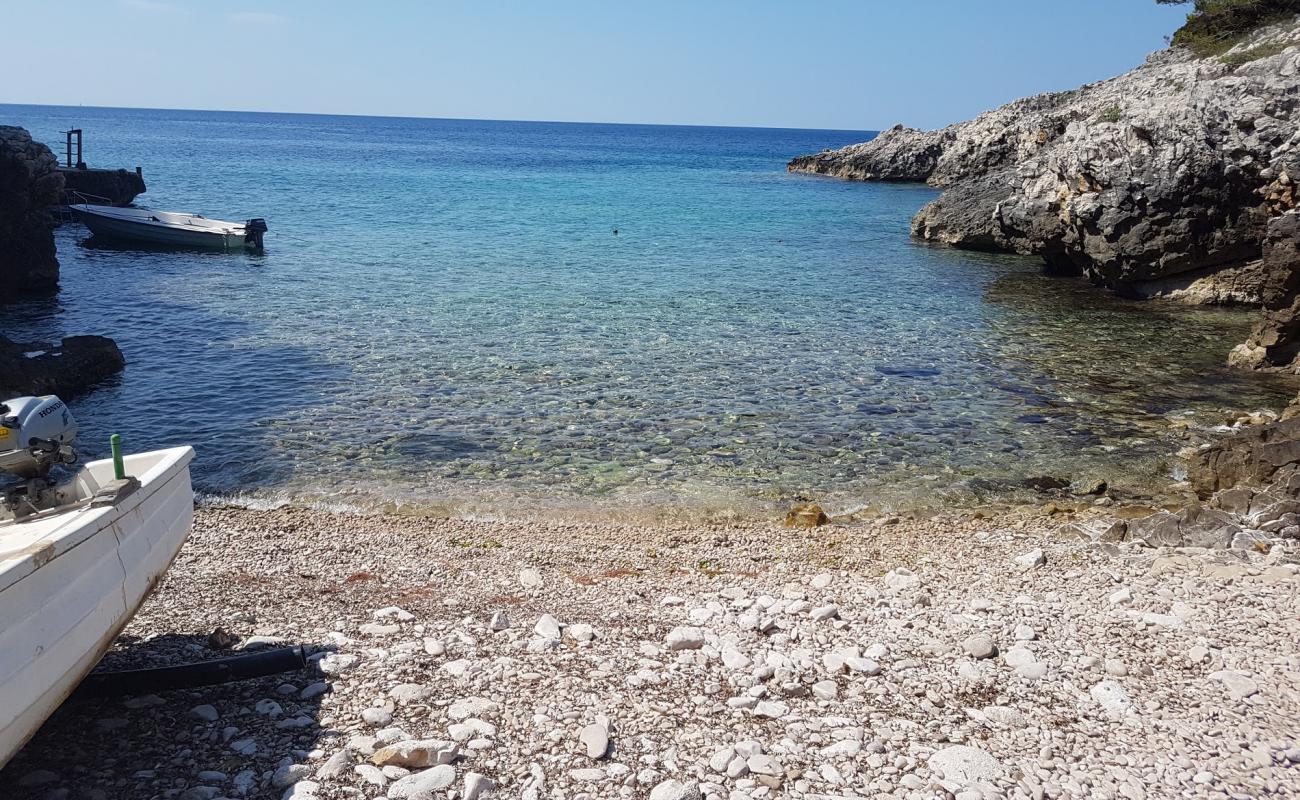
[0,100,882,135]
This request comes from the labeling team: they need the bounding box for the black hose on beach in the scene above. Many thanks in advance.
[71,646,308,699]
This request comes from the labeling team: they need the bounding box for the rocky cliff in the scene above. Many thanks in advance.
[0,126,62,294]
[790,18,1300,305]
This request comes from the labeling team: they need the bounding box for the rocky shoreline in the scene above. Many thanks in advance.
[0,126,127,397]
[782,8,1300,568]
[789,16,1300,370]
[0,504,1296,800]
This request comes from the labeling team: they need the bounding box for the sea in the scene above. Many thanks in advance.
[1,104,1293,521]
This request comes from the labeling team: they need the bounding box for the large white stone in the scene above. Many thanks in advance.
[1003,647,1037,668]
[1014,548,1047,570]
[449,697,499,720]
[578,722,609,759]
[928,745,1005,784]
[648,779,702,800]
[318,652,359,675]
[1209,670,1259,700]
[665,626,705,650]
[371,740,460,769]
[387,764,455,799]
[962,635,997,660]
[747,754,783,776]
[464,772,494,800]
[883,567,920,591]
[1090,680,1134,717]
[534,614,562,639]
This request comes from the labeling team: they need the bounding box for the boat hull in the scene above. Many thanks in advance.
[0,446,196,767]
[76,211,249,250]
[69,202,256,249]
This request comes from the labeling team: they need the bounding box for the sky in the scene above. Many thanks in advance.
[4,1,1189,130]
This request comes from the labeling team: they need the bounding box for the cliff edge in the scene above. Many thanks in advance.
[0,126,62,294]
[789,17,1300,323]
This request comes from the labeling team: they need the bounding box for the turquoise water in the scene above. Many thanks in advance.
[1,105,1292,519]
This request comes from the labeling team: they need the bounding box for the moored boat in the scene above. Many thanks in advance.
[0,396,195,767]
[70,204,267,251]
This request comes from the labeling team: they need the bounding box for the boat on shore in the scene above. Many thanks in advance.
[0,396,195,767]
[70,204,267,251]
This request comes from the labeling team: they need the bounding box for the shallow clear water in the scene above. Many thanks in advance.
[1,105,1293,519]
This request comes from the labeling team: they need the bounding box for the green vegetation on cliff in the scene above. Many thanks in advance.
[1158,0,1300,55]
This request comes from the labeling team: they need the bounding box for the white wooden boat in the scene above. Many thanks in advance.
[70,204,267,250]
[0,446,195,767]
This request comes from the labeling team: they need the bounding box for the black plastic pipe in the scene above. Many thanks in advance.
[72,646,308,700]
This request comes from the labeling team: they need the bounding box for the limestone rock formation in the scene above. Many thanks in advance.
[0,335,126,399]
[790,123,953,183]
[1123,505,1242,549]
[1228,211,1300,368]
[1063,468,1300,550]
[1187,416,1300,497]
[789,18,1300,294]
[0,126,63,294]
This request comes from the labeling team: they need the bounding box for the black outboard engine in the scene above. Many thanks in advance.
[244,218,268,251]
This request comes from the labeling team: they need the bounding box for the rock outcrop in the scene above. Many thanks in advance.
[0,126,63,294]
[1058,412,1300,549]
[0,335,125,399]
[789,18,1300,296]
[59,167,146,207]
[1187,415,1300,496]
[1228,210,1300,367]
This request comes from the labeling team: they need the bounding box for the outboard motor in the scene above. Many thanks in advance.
[244,218,268,251]
[0,396,78,519]
[0,396,78,479]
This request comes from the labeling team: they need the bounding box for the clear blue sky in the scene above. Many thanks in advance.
[5,1,1188,130]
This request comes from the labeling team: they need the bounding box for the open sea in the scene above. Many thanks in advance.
[1,104,1293,520]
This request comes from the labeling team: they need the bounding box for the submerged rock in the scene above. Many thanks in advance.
[1022,475,1071,493]
[784,502,828,528]
[1061,409,1300,550]
[0,335,125,399]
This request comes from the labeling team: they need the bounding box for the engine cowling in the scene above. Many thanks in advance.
[0,396,78,479]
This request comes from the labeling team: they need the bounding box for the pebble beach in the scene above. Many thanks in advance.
[2,505,1298,799]
[5,4,1300,800]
